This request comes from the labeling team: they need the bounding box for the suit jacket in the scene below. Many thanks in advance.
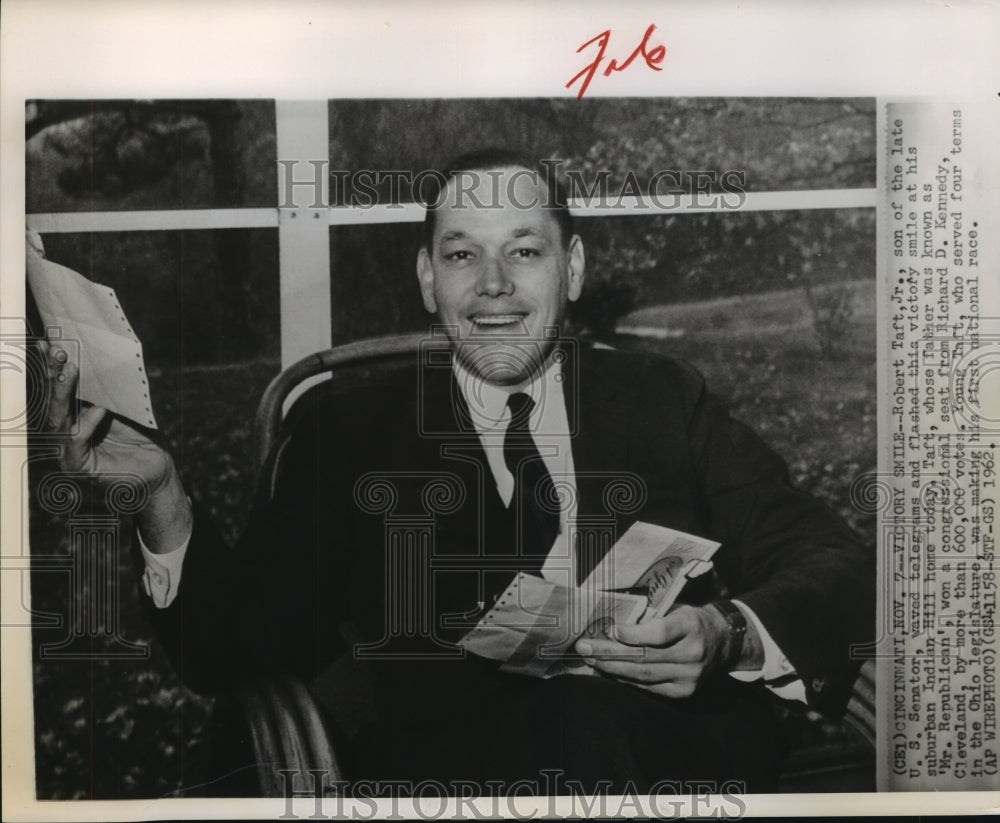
[143,344,874,716]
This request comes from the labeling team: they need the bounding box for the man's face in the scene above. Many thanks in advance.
[417,166,585,386]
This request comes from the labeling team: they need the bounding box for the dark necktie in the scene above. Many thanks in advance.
[503,392,560,572]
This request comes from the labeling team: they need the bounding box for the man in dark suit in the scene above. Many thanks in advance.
[43,149,873,794]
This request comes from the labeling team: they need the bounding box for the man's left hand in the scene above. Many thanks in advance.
[574,604,747,699]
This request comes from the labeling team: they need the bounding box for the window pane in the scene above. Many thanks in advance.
[27,100,277,212]
[327,98,875,205]
[28,229,280,799]
[329,223,428,344]
[36,229,280,366]
[581,207,876,541]
[33,229,281,537]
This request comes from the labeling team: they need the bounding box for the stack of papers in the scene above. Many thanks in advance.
[26,233,157,430]
[458,522,719,678]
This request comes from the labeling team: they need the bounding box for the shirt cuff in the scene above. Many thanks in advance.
[728,599,807,704]
[137,520,191,609]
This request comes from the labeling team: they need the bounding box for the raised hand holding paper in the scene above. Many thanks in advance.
[26,232,157,430]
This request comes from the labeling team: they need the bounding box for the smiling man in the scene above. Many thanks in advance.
[42,148,873,796]
[417,153,585,387]
[376,150,869,788]
[412,153,778,695]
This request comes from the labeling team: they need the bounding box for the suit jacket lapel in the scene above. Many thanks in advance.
[419,344,634,579]
[415,358,496,554]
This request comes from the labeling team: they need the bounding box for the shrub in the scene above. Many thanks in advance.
[803,281,856,359]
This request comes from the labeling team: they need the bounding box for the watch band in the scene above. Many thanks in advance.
[711,599,748,671]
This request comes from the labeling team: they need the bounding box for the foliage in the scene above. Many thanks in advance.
[38,108,207,199]
[579,208,873,323]
[35,230,281,367]
[27,100,278,363]
[803,280,857,360]
[29,360,276,799]
[326,98,875,341]
[617,279,877,538]
[27,98,875,362]
[568,273,639,338]
[26,100,277,210]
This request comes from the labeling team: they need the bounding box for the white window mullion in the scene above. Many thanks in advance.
[25,208,278,234]
[275,100,331,370]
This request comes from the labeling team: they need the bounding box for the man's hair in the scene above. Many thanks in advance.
[421,148,574,252]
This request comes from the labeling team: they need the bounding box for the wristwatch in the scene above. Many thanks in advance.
[711,599,747,671]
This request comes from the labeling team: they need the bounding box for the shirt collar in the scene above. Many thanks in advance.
[453,356,563,434]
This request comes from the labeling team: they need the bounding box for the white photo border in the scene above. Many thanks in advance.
[3,0,1000,819]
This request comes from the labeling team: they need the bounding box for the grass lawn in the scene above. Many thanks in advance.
[28,280,876,798]
[617,279,877,539]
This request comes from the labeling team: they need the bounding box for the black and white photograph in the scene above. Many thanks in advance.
[22,96,878,801]
[2,2,998,819]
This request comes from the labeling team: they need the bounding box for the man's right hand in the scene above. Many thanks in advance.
[40,339,193,554]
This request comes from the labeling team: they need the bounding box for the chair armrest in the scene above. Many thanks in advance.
[776,660,876,792]
[233,672,343,797]
[843,659,876,749]
[253,332,428,494]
